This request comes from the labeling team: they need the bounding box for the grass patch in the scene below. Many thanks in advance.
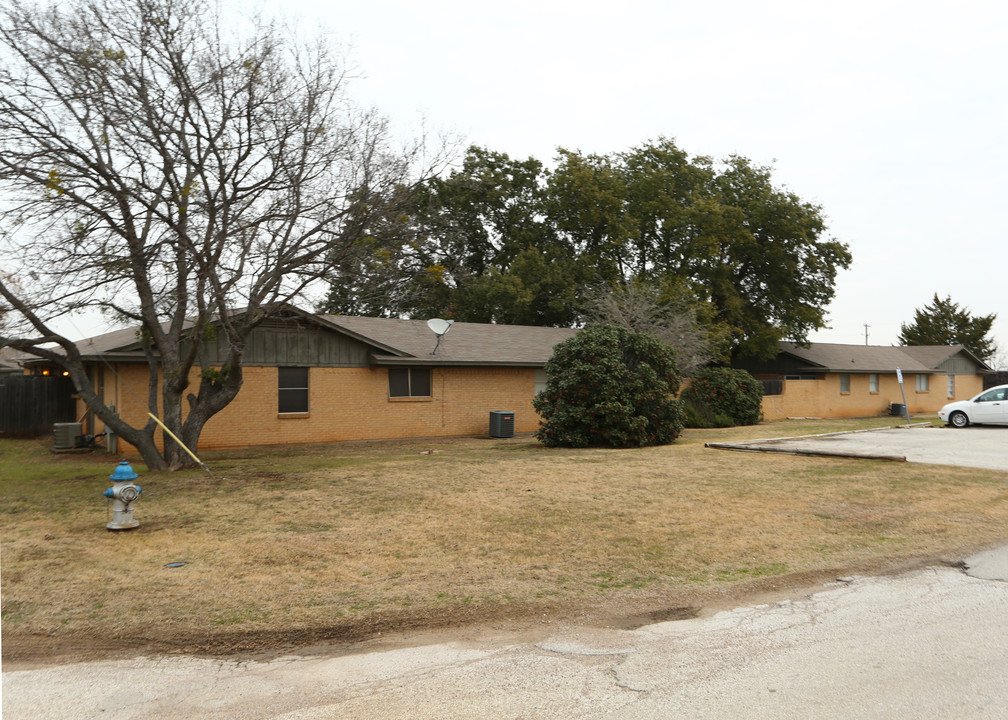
[2,416,1007,660]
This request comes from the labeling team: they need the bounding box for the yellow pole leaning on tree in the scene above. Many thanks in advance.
[147,412,208,469]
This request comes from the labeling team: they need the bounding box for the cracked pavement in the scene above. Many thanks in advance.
[5,545,1008,719]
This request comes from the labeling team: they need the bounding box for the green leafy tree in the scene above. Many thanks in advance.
[681,367,764,428]
[548,140,850,359]
[324,145,586,326]
[899,294,998,362]
[708,155,852,360]
[533,325,684,448]
[544,149,636,284]
[455,246,583,326]
[326,139,850,360]
[619,139,716,278]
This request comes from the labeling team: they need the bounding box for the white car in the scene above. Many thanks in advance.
[938,384,1008,428]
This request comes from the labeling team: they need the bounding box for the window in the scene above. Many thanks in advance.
[978,387,1007,402]
[915,374,929,392]
[869,373,879,393]
[762,378,783,396]
[947,375,955,398]
[389,367,431,398]
[278,367,309,413]
[534,368,548,396]
[839,373,850,393]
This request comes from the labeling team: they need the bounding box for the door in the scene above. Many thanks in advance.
[971,387,1008,424]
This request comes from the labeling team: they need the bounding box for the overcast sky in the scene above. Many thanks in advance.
[41,1,1006,365]
[266,0,1007,364]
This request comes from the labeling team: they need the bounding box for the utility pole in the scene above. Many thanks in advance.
[864,323,870,346]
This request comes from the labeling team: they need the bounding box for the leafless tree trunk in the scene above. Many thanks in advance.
[0,0,448,469]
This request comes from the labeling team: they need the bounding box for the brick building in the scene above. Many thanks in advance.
[56,310,579,451]
[737,342,992,419]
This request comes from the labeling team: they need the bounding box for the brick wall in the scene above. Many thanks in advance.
[760,372,985,419]
[102,364,542,452]
[91,363,991,455]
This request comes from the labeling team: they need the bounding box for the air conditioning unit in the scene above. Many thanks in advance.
[53,422,83,450]
[489,411,515,438]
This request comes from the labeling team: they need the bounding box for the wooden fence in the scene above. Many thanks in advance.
[985,371,1008,390]
[0,374,76,438]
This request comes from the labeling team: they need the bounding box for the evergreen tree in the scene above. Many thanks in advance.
[899,294,997,362]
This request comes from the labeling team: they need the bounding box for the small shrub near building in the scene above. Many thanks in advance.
[681,367,764,428]
[533,325,684,448]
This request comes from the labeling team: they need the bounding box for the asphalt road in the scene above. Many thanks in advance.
[4,545,1008,719]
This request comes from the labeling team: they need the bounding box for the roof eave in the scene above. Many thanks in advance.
[370,354,545,368]
[795,365,942,374]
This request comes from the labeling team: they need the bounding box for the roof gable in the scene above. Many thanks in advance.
[776,341,969,373]
[899,344,992,372]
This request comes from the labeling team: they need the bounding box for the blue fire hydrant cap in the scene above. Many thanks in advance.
[110,460,138,482]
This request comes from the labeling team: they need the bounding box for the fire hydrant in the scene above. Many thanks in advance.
[103,460,142,531]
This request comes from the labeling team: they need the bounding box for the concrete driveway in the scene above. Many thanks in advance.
[707,424,1008,472]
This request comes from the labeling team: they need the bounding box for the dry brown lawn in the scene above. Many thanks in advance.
[3,417,1008,664]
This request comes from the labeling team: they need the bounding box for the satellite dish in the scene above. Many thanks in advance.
[427,318,454,355]
[427,318,453,336]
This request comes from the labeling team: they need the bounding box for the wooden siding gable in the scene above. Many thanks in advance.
[201,317,381,368]
[934,352,985,375]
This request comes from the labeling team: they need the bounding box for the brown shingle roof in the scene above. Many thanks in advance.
[61,310,580,367]
[778,342,940,373]
[72,325,148,357]
[899,344,991,371]
[320,315,579,366]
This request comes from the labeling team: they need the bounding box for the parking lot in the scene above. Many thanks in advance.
[708,424,1008,472]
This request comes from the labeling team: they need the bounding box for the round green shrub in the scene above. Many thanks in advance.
[533,324,684,448]
[683,403,735,429]
[681,367,763,427]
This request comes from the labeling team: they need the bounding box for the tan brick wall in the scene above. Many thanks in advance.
[101,364,542,452]
[75,362,150,435]
[761,372,985,419]
[91,361,991,454]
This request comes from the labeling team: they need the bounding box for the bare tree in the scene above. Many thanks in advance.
[0,270,24,334]
[0,0,447,469]
[581,279,727,376]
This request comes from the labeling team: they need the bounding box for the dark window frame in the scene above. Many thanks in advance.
[278,366,309,414]
[388,367,432,398]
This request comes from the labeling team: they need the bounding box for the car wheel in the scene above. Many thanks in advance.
[949,411,969,428]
